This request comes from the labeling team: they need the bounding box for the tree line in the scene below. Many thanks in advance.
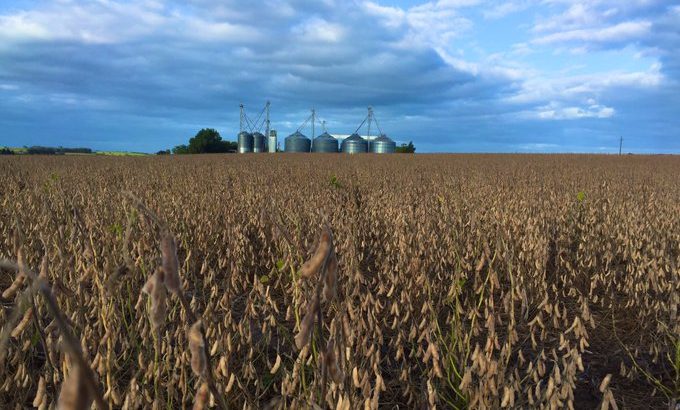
[0,146,93,155]
[395,141,416,153]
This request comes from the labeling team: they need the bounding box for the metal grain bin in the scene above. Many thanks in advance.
[312,132,338,153]
[341,133,368,154]
[369,134,396,153]
[268,130,277,153]
[285,131,311,152]
[238,132,253,153]
[252,132,266,153]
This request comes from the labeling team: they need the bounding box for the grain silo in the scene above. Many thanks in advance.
[369,134,396,153]
[268,130,277,153]
[238,102,272,153]
[285,131,311,152]
[349,106,394,154]
[237,131,253,153]
[252,132,266,153]
[312,132,338,153]
[341,133,368,153]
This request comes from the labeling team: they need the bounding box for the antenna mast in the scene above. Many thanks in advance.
[311,108,316,152]
[265,101,270,139]
[619,136,623,155]
[367,106,373,152]
[239,104,245,133]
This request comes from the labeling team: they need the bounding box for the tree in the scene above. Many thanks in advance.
[172,145,189,154]
[171,129,237,154]
[22,146,93,155]
[156,149,171,155]
[396,141,416,153]
[60,147,92,154]
[188,128,222,153]
[27,146,59,155]
[0,147,14,155]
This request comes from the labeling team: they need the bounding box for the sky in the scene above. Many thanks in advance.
[0,0,678,153]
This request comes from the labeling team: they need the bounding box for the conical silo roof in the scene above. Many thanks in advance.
[312,132,338,153]
[370,134,396,153]
[341,133,368,153]
[285,131,311,152]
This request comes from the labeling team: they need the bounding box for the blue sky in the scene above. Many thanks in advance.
[0,0,678,153]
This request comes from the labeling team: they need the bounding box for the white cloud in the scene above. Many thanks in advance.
[0,14,53,41]
[0,2,173,44]
[363,0,475,50]
[535,104,615,120]
[182,18,260,42]
[292,17,345,43]
[483,1,530,19]
[362,2,406,28]
[514,100,615,120]
[533,20,652,45]
[437,47,531,80]
[533,2,599,33]
[0,2,259,44]
[506,63,662,105]
[517,143,559,150]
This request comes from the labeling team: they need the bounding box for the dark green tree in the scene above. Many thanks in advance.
[172,144,189,154]
[27,146,59,155]
[187,128,223,153]
[172,129,237,154]
[395,141,416,153]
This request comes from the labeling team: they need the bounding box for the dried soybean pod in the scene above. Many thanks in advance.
[2,249,26,299]
[295,294,319,350]
[192,382,209,410]
[57,365,93,410]
[141,267,167,332]
[32,376,46,408]
[160,231,181,294]
[188,320,207,377]
[323,248,338,303]
[270,354,282,374]
[10,307,32,338]
[325,338,343,384]
[299,227,333,279]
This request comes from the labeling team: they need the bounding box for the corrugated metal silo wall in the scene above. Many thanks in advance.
[370,141,396,153]
[312,139,338,153]
[342,140,368,153]
[252,133,266,153]
[285,138,311,152]
[238,132,254,153]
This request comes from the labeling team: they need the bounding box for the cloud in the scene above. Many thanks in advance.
[291,17,346,43]
[529,102,616,120]
[363,2,406,28]
[0,0,678,153]
[365,0,476,51]
[483,1,530,20]
[506,63,663,105]
[533,20,652,45]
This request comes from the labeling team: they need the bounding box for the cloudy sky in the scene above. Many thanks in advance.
[0,0,678,153]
